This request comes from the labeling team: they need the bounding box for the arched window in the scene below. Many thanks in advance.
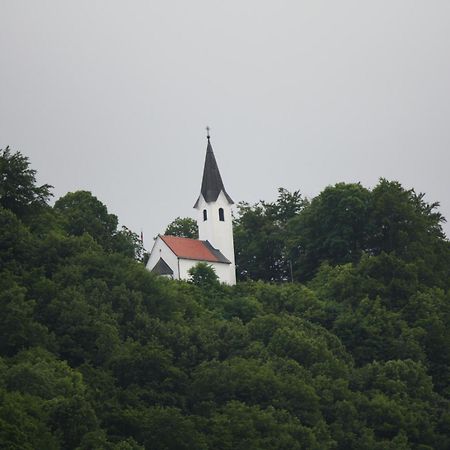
[203,209,207,221]
[219,208,225,221]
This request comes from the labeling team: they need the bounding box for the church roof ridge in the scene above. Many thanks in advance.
[160,235,231,264]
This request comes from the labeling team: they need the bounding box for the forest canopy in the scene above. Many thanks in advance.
[1,147,449,449]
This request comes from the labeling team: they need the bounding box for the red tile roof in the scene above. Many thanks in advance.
[160,235,230,264]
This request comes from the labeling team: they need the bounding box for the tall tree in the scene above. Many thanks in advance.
[233,188,305,282]
[164,217,198,239]
[54,191,118,241]
[286,183,371,281]
[369,179,446,257]
[0,147,52,219]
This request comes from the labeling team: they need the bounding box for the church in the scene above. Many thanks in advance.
[146,133,236,285]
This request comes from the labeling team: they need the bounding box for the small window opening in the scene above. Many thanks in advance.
[203,209,208,221]
[219,208,225,221]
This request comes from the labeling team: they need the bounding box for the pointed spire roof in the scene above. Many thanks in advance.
[194,135,233,207]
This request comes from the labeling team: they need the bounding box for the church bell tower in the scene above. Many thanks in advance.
[193,131,236,285]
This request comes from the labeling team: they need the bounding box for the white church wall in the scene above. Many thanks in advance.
[146,237,235,285]
[178,258,235,285]
[210,261,235,285]
[146,236,179,279]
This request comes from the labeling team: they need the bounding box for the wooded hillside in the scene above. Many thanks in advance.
[1,147,449,449]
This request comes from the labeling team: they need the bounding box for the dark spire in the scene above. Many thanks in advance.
[194,134,233,207]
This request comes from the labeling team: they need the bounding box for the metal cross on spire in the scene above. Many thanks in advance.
[206,126,210,140]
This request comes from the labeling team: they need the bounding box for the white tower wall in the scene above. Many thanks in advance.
[195,191,236,285]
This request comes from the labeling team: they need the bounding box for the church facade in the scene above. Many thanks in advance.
[146,134,236,285]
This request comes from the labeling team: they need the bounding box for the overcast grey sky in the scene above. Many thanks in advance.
[1,1,450,244]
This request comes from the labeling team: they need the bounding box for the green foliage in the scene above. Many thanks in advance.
[1,150,449,449]
[0,147,52,219]
[0,276,53,356]
[233,188,305,281]
[235,181,448,284]
[54,190,144,260]
[113,226,147,262]
[0,207,34,273]
[188,262,220,288]
[165,216,199,239]
[369,179,445,256]
[287,183,372,280]
[0,389,60,450]
[54,190,118,245]
[204,401,320,450]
